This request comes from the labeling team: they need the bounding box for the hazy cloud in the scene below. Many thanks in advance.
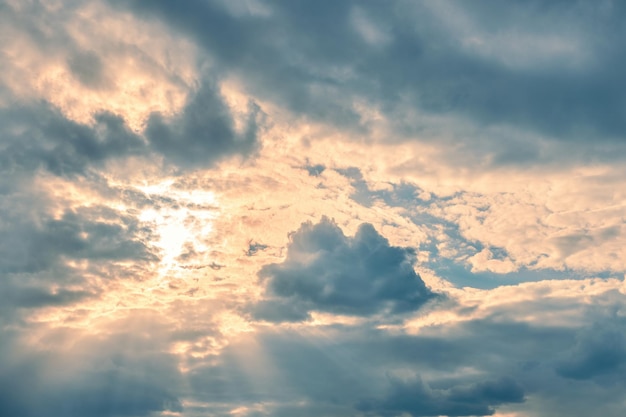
[0,317,182,417]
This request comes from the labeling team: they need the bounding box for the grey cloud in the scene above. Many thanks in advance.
[0,92,261,178]
[0,206,156,275]
[358,375,524,417]
[249,299,311,323]
[245,240,268,256]
[332,319,573,376]
[109,0,366,131]
[110,0,626,167]
[183,293,626,417]
[183,320,532,417]
[303,163,325,177]
[336,166,430,209]
[0,104,144,177]
[252,217,435,321]
[0,280,94,311]
[4,2,626,417]
[0,316,183,417]
[0,203,157,322]
[1,1,263,177]
[186,329,379,415]
[67,50,112,90]
[145,79,262,169]
[1,1,264,176]
[556,320,626,381]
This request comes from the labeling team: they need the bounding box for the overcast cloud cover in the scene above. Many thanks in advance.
[1,1,626,416]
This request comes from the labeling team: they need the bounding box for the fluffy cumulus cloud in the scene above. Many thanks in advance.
[252,217,435,322]
[2,1,626,417]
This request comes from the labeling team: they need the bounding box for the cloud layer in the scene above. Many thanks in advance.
[1,1,625,417]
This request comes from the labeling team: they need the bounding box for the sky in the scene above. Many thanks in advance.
[1,1,626,416]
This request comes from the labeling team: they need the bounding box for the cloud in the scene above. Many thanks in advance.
[0,104,144,178]
[0,314,183,417]
[228,285,625,416]
[0,90,261,179]
[358,375,524,417]
[0,195,158,322]
[109,0,626,169]
[66,50,112,90]
[0,206,156,276]
[0,0,197,129]
[2,2,626,417]
[1,0,263,177]
[556,319,626,381]
[251,217,435,322]
[146,79,263,170]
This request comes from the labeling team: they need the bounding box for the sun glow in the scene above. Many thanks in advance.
[137,180,220,277]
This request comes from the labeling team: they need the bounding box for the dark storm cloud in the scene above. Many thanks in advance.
[110,0,626,166]
[251,217,435,322]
